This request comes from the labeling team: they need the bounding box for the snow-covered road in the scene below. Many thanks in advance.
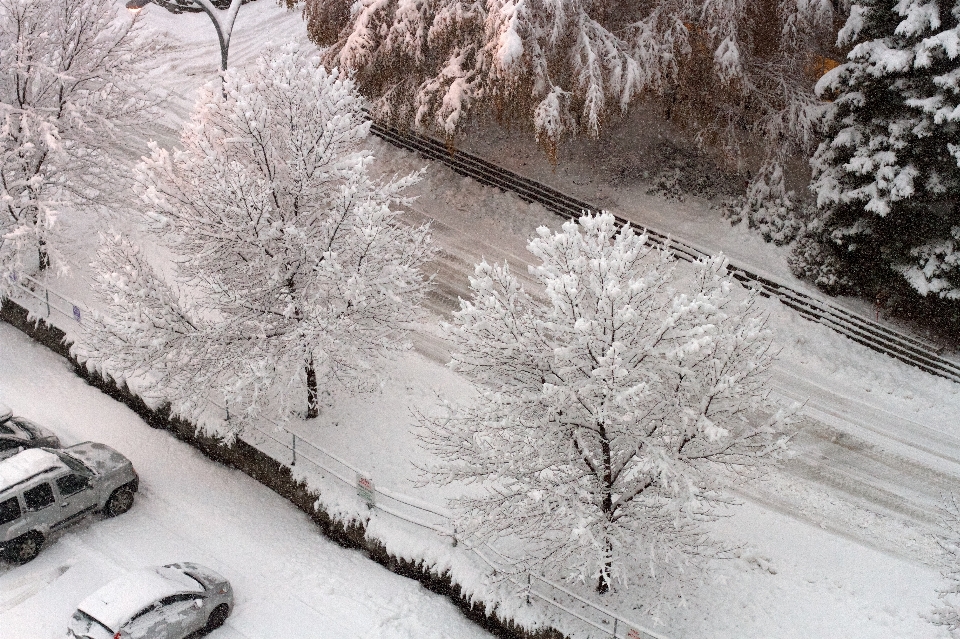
[0,323,492,639]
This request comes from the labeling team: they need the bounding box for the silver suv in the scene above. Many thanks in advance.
[0,443,139,564]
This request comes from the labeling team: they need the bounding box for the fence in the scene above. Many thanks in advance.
[7,271,85,327]
[369,122,960,384]
[209,399,670,639]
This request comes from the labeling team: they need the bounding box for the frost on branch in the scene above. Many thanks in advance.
[419,212,794,599]
[305,0,835,171]
[84,43,434,437]
[0,0,162,290]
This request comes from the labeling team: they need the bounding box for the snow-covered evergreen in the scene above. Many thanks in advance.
[0,0,160,289]
[798,0,960,299]
[419,212,793,597]
[85,43,434,435]
[305,0,834,175]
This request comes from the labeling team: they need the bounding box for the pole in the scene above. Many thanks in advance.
[291,432,297,466]
[45,288,50,318]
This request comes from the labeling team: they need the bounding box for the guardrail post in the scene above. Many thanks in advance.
[526,572,531,605]
[45,288,50,318]
[291,432,297,467]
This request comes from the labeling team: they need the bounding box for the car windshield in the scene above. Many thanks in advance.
[56,451,93,476]
[70,610,114,638]
[183,571,207,590]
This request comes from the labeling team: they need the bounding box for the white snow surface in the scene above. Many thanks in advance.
[0,323,494,639]
[5,1,960,638]
[0,449,65,492]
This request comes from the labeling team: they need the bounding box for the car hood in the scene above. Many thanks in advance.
[62,442,131,476]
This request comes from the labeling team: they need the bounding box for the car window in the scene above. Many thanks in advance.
[0,496,21,525]
[55,451,93,476]
[128,603,156,623]
[159,593,202,605]
[23,482,54,510]
[56,473,90,497]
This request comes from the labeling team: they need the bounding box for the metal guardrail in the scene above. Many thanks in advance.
[368,123,960,385]
[6,271,85,326]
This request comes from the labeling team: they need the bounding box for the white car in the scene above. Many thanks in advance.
[67,563,233,639]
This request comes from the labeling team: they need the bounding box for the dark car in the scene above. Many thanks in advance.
[0,403,61,461]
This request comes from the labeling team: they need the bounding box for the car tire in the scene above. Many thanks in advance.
[204,604,230,633]
[104,486,134,517]
[4,532,43,564]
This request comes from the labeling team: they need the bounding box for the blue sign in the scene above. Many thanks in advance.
[72,305,81,322]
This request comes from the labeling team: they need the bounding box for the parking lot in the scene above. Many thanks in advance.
[0,323,492,639]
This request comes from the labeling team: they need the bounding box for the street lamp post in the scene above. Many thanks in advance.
[125,0,246,72]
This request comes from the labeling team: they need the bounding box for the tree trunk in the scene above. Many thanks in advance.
[305,357,319,419]
[38,237,49,272]
[597,423,614,594]
[597,538,614,594]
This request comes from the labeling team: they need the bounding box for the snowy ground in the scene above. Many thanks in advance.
[7,1,960,638]
[0,323,493,639]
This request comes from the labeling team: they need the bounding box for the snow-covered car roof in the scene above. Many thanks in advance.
[77,566,204,631]
[0,403,11,422]
[0,448,64,492]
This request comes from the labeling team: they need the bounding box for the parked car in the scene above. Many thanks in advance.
[0,443,139,563]
[67,563,234,639]
[0,403,61,460]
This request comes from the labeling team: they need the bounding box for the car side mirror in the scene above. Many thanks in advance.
[193,599,203,609]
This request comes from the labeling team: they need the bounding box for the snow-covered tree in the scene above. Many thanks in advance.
[0,0,159,287]
[132,0,253,71]
[796,0,960,299]
[304,0,835,174]
[419,212,792,595]
[84,43,434,433]
[931,494,960,633]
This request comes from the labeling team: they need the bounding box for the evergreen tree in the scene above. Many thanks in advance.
[304,0,834,176]
[796,0,960,300]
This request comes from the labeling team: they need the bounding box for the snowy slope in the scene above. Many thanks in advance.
[10,1,960,638]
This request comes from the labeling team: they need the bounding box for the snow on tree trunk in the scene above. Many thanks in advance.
[797,0,960,300]
[419,212,795,598]
[0,0,162,291]
[83,43,435,436]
